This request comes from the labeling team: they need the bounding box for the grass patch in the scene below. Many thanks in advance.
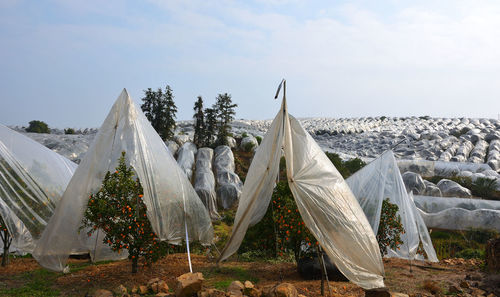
[203,265,259,290]
[68,259,117,273]
[431,229,498,260]
[0,269,60,297]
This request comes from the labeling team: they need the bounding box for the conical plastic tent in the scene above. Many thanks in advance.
[346,150,438,262]
[218,93,385,289]
[0,124,77,254]
[34,89,214,272]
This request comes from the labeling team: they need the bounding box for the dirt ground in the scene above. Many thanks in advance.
[0,253,496,297]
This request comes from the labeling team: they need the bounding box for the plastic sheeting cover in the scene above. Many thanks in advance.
[397,159,493,178]
[177,142,197,180]
[194,148,219,219]
[214,146,242,209]
[418,208,500,232]
[0,198,34,254]
[0,124,76,253]
[33,89,213,272]
[219,97,385,289]
[218,100,285,263]
[414,195,500,213]
[284,112,385,289]
[346,151,438,262]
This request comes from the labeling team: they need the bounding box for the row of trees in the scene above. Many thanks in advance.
[192,93,237,147]
[140,84,237,147]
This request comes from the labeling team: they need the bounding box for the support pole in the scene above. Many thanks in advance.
[317,246,332,297]
[185,219,193,273]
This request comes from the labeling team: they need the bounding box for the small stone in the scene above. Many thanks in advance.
[131,286,138,294]
[228,281,245,292]
[275,283,298,297]
[158,280,169,293]
[243,287,262,297]
[148,278,161,287]
[262,285,276,297]
[94,289,114,297]
[244,281,254,289]
[139,285,149,295]
[156,294,169,297]
[390,293,409,297]
[115,284,128,296]
[175,272,204,297]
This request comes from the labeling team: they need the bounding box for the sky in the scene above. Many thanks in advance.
[1,0,500,128]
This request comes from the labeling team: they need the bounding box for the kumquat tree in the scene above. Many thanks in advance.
[271,181,318,261]
[241,181,318,262]
[376,198,405,257]
[80,152,167,273]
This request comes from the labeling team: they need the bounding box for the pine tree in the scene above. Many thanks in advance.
[164,85,177,140]
[140,85,177,140]
[204,108,217,147]
[214,93,237,146]
[141,87,166,139]
[193,96,205,147]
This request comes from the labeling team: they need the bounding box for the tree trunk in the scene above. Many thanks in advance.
[132,256,138,273]
[1,231,10,267]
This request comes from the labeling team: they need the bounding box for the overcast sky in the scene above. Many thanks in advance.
[1,0,499,128]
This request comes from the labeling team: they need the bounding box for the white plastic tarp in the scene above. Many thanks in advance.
[0,124,76,253]
[418,207,500,232]
[214,146,242,209]
[194,148,219,220]
[0,198,34,254]
[33,89,214,272]
[346,151,438,262]
[177,142,197,181]
[219,97,385,289]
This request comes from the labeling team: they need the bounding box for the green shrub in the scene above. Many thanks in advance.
[255,136,262,145]
[241,132,248,138]
[471,177,498,198]
[26,120,50,134]
[324,152,366,178]
[64,128,75,134]
[456,248,485,259]
[242,141,256,152]
[343,158,366,175]
[221,209,236,226]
